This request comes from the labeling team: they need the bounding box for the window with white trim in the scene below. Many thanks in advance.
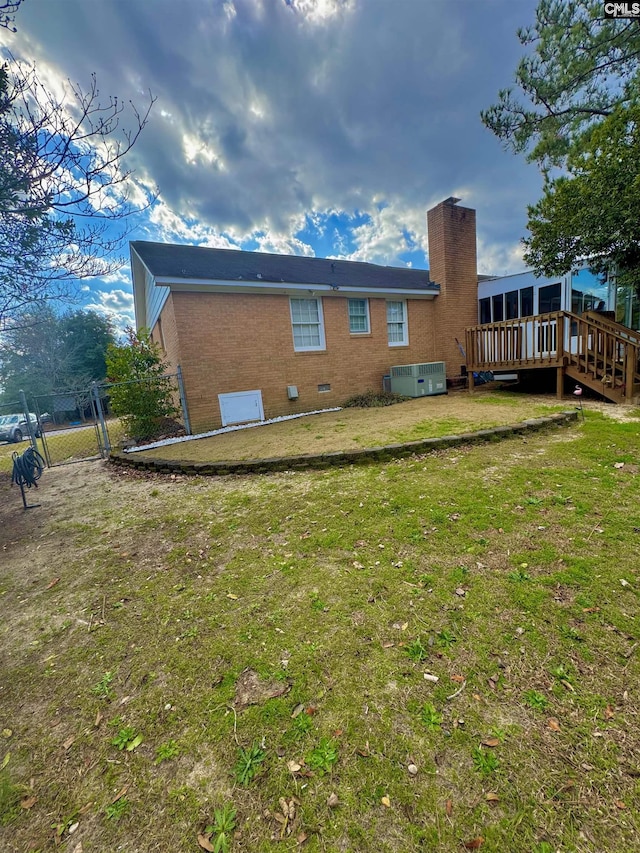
[290,297,326,351]
[348,298,370,334]
[386,300,408,346]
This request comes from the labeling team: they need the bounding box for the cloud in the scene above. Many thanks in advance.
[84,288,135,331]
[4,0,543,281]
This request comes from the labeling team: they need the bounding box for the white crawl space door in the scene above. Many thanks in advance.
[218,390,265,427]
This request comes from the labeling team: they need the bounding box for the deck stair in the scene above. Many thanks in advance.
[465,311,640,403]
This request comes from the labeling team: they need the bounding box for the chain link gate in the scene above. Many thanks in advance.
[28,389,104,467]
[10,368,191,468]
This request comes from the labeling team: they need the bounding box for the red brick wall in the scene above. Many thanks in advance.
[427,200,478,376]
[162,291,443,432]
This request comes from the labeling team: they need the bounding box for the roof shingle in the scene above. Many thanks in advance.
[130,241,436,292]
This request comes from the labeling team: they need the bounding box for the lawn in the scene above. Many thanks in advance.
[1,409,640,852]
[138,390,569,463]
[0,420,124,473]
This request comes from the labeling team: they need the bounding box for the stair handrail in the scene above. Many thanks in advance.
[581,311,640,345]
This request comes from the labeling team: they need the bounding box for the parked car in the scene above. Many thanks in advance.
[0,413,41,443]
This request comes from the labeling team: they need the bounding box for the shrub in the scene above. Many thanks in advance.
[342,390,406,408]
[106,328,180,441]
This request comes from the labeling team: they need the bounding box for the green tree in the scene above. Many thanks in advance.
[106,328,179,441]
[0,305,117,403]
[482,0,640,295]
[481,0,640,170]
[524,104,640,293]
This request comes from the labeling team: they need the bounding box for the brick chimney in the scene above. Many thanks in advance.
[427,197,478,376]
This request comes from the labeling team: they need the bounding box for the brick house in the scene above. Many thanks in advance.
[130,197,478,433]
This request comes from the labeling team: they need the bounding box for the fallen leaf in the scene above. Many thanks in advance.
[582,607,600,613]
[297,832,308,844]
[327,792,339,807]
[20,795,37,809]
[481,737,500,747]
[450,674,465,683]
[381,796,391,807]
[291,704,305,719]
[305,706,316,715]
[455,587,466,597]
[273,812,287,825]
[2,729,12,738]
[287,760,302,773]
[226,593,238,600]
[63,736,75,751]
[604,705,615,721]
[197,834,215,852]
[445,798,452,816]
[382,641,394,649]
[464,838,484,849]
[46,578,60,590]
[615,800,627,810]
[485,792,500,804]
[547,718,561,732]
[110,785,129,804]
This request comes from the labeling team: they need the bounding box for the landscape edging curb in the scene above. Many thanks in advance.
[108,410,579,476]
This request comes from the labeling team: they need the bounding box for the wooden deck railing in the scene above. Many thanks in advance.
[465,311,640,402]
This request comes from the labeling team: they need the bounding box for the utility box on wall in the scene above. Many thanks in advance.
[390,362,447,397]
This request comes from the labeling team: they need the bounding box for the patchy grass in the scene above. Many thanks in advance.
[1,410,640,851]
[139,390,568,463]
[0,420,125,473]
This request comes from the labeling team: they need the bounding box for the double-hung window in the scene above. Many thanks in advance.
[386,300,408,346]
[290,297,326,351]
[348,298,370,334]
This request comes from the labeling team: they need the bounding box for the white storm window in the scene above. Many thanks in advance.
[387,300,408,346]
[348,298,370,333]
[290,297,326,351]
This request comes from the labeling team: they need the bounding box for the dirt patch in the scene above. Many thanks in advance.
[234,669,291,709]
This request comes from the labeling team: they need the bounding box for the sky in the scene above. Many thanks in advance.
[1,0,544,330]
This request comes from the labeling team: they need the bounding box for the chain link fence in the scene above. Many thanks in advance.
[0,368,191,470]
[97,369,190,450]
[28,388,103,466]
[0,396,35,475]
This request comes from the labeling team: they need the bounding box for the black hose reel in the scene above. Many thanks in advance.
[11,446,45,509]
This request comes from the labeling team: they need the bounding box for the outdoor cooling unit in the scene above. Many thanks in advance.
[389,361,447,397]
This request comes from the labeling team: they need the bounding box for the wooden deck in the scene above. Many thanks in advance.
[465,311,640,403]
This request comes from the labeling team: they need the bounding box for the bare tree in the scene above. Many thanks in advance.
[0,0,24,32]
[0,58,156,330]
